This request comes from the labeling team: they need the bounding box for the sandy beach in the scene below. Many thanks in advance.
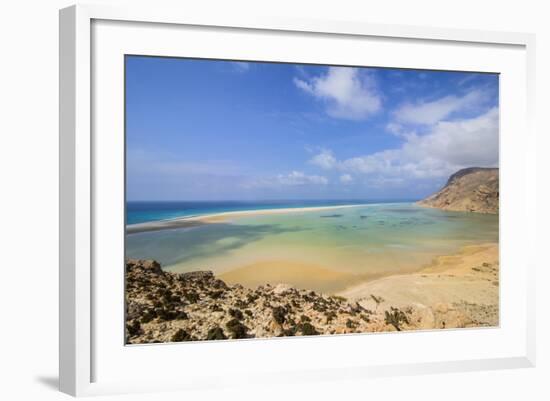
[125,242,500,344]
[218,243,499,316]
[219,260,362,294]
[126,204,365,234]
[126,202,499,330]
[339,242,499,327]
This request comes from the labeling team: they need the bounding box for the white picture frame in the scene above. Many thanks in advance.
[59,3,536,397]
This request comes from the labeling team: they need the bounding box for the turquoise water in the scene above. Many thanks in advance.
[125,202,499,281]
[126,200,411,225]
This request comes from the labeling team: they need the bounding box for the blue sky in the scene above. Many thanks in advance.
[126,56,499,201]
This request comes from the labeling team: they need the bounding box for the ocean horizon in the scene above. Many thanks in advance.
[126,199,419,225]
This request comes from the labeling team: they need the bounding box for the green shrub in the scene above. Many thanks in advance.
[126,320,141,336]
[210,290,224,299]
[234,299,248,309]
[183,291,200,303]
[325,311,337,323]
[140,310,155,323]
[206,327,228,340]
[247,293,259,303]
[312,302,327,312]
[161,289,173,303]
[212,279,227,289]
[360,314,370,323]
[370,294,385,311]
[272,306,287,324]
[226,319,248,339]
[346,319,358,329]
[298,322,319,336]
[384,307,409,331]
[157,309,177,321]
[229,308,244,320]
[280,328,296,337]
[171,329,191,342]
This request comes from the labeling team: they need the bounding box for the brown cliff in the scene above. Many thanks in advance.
[417,167,498,214]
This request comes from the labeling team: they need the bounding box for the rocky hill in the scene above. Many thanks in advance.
[417,167,499,214]
[125,258,496,344]
[126,259,379,343]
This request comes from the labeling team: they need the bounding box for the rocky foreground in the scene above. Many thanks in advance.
[417,167,499,214]
[125,256,498,344]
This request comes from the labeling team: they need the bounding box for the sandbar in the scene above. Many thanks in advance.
[126,204,365,234]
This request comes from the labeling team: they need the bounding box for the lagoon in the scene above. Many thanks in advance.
[125,202,498,292]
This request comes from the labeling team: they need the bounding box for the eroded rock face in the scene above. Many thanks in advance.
[417,167,499,214]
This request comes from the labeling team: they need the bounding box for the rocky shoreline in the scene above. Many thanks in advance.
[125,253,498,344]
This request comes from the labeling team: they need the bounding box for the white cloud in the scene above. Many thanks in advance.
[339,174,353,184]
[401,107,499,169]
[294,67,381,120]
[309,107,498,181]
[394,89,489,125]
[231,62,250,72]
[243,171,328,189]
[384,122,417,139]
[309,149,337,169]
[277,171,328,186]
[385,122,402,135]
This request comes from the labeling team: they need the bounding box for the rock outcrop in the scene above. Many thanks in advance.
[417,167,498,214]
[125,258,496,344]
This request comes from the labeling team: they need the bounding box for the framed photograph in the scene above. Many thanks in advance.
[59,4,536,396]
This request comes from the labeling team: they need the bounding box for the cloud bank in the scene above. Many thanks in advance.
[393,89,489,125]
[294,67,381,120]
[309,149,337,169]
[310,107,499,182]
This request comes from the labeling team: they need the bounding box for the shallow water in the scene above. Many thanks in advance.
[126,203,499,280]
[126,199,398,225]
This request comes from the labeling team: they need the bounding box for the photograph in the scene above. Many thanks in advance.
[124,56,499,344]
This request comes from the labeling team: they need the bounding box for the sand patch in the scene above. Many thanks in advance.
[219,260,360,293]
[338,243,499,327]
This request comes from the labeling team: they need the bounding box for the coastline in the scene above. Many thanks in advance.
[125,241,500,343]
[338,242,499,328]
[126,203,368,234]
[416,201,498,215]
